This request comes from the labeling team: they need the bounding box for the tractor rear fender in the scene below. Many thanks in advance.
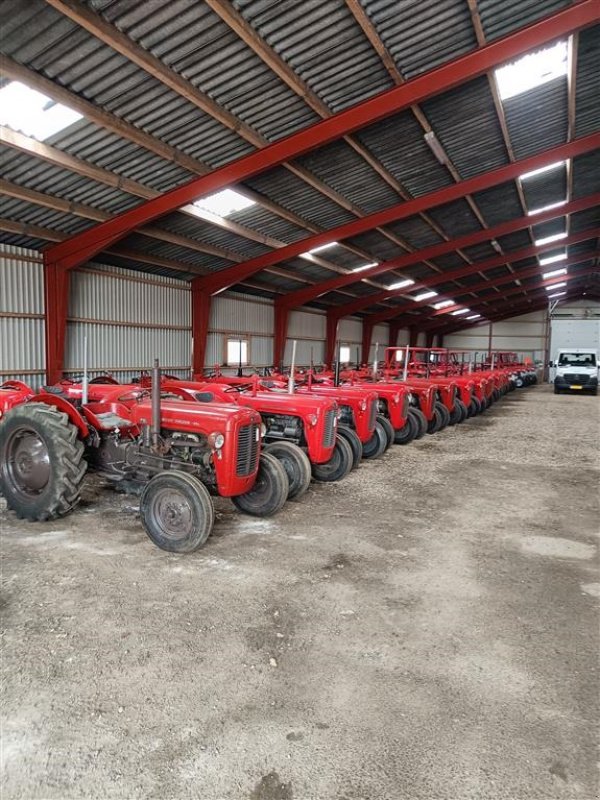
[31,392,90,439]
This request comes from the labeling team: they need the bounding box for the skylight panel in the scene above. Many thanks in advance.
[433,299,455,310]
[539,253,567,266]
[193,189,255,218]
[495,40,568,101]
[352,262,378,272]
[545,282,567,291]
[534,232,567,247]
[451,308,471,316]
[413,290,438,302]
[542,267,567,279]
[467,314,481,320]
[520,161,566,182]
[0,80,82,140]
[387,279,415,291]
[300,241,338,260]
[548,291,566,299]
[527,199,567,216]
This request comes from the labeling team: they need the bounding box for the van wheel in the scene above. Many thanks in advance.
[232,452,288,517]
[263,441,311,500]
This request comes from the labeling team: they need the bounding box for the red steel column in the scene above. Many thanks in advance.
[43,262,70,384]
[273,302,290,369]
[191,282,212,376]
[361,321,374,365]
[325,311,340,367]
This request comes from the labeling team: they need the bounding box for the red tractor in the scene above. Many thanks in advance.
[0,364,289,554]
[143,375,353,494]
[0,380,34,416]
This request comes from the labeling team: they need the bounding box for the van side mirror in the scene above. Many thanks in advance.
[548,361,554,367]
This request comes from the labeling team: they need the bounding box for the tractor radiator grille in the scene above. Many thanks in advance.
[368,398,378,430]
[236,424,260,476]
[322,408,336,448]
[564,373,590,384]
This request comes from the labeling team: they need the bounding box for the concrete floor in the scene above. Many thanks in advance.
[1,384,599,799]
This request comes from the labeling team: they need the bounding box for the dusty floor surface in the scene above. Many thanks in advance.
[1,384,599,800]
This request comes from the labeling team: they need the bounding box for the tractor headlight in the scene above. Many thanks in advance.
[208,432,225,449]
[307,414,318,427]
[358,399,367,412]
[392,393,400,404]
[260,422,267,438]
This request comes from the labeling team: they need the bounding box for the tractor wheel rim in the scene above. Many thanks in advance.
[6,427,51,497]
[149,488,194,541]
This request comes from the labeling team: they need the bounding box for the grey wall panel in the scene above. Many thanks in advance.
[284,338,325,366]
[0,317,45,375]
[211,292,273,334]
[0,246,44,314]
[288,309,326,339]
[338,318,362,343]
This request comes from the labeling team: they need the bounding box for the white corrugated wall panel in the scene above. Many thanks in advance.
[252,336,273,367]
[372,324,388,346]
[0,246,45,386]
[338,318,362,343]
[211,292,273,334]
[284,338,324,366]
[287,309,325,339]
[396,328,410,346]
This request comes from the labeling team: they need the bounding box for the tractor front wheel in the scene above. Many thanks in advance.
[232,452,288,517]
[394,413,417,445]
[435,402,451,429]
[409,407,428,439]
[336,425,362,470]
[0,402,86,521]
[140,471,214,553]
[264,440,311,500]
[361,421,387,459]
[312,434,353,482]
[376,415,394,450]
[427,406,444,434]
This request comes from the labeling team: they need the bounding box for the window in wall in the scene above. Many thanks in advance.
[338,345,351,363]
[226,338,249,366]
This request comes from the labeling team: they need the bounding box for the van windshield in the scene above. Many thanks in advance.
[558,353,596,367]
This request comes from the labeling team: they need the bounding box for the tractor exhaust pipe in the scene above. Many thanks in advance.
[81,334,89,406]
[333,340,341,387]
[402,345,409,382]
[372,342,379,380]
[288,339,297,394]
[151,358,161,448]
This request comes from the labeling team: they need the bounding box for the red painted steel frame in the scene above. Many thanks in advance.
[43,2,598,273]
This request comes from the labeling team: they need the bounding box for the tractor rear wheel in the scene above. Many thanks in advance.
[361,421,387,459]
[427,406,443,434]
[394,412,417,445]
[409,407,428,439]
[492,388,500,403]
[140,471,214,553]
[337,425,362,469]
[435,402,451,429]
[232,452,288,517]
[0,402,86,521]
[377,415,394,450]
[264,440,311,500]
[312,434,353,482]
[449,399,468,425]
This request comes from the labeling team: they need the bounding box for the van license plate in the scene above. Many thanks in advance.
[570,385,582,389]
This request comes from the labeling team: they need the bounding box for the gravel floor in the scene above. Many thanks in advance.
[1,384,599,799]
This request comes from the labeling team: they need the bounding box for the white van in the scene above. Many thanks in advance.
[551,349,598,395]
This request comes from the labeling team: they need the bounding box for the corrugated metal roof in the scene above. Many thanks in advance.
[503,77,568,160]
[361,0,477,79]
[576,25,600,138]
[572,151,600,200]
[478,0,570,42]
[471,183,524,227]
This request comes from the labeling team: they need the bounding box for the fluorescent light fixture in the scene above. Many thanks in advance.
[0,80,83,140]
[542,267,567,279]
[495,40,568,101]
[433,299,455,310]
[352,262,378,272]
[467,314,481,320]
[545,282,567,291]
[527,199,567,216]
[490,239,503,254]
[539,252,567,266]
[451,308,471,316]
[387,279,415,291]
[520,160,565,181]
[424,131,448,165]
[414,290,438,302]
[534,232,567,247]
[548,291,566,299]
[193,188,255,218]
